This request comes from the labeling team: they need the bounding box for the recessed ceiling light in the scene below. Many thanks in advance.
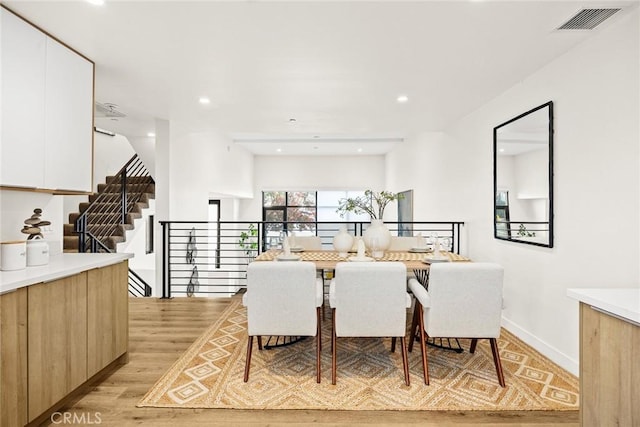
[86,0,105,5]
[313,146,319,150]
[499,148,505,153]
[276,148,282,153]
[357,148,363,153]
[396,95,409,103]
[147,132,155,137]
[199,97,210,105]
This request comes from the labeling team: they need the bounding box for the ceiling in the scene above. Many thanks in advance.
[3,0,637,156]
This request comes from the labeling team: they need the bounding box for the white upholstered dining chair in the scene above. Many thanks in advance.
[408,262,505,386]
[329,262,412,385]
[243,261,323,383]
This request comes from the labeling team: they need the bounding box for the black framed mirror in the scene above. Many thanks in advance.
[493,101,554,248]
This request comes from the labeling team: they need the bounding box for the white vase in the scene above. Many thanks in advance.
[363,219,391,258]
[332,226,354,258]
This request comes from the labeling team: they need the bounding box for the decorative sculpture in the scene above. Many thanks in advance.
[21,208,51,240]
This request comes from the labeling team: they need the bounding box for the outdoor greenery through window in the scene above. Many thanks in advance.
[262,191,369,245]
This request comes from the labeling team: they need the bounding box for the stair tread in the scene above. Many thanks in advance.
[66,169,154,252]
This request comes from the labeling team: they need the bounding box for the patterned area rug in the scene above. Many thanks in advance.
[138,298,579,411]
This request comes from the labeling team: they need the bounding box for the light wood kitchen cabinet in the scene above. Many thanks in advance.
[28,273,88,422]
[0,255,130,425]
[0,287,28,427]
[0,6,94,193]
[87,262,129,377]
[580,302,640,426]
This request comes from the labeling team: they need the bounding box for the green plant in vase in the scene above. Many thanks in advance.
[517,224,536,237]
[239,223,258,257]
[336,189,403,220]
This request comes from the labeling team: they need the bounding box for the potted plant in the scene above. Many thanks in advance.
[238,223,258,277]
[336,189,403,220]
[336,190,403,258]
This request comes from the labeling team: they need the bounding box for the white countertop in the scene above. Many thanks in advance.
[0,252,133,294]
[567,288,640,325]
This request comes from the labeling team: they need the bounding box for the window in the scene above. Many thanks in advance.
[262,190,369,249]
[495,190,511,239]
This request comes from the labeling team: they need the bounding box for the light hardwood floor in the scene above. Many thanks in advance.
[45,297,579,426]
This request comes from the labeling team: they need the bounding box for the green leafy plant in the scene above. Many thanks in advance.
[239,223,258,257]
[336,190,403,220]
[517,224,536,237]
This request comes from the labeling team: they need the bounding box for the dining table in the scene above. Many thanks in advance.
[253,249,469,269]
[252,249,472,351]
[253,249,470,285]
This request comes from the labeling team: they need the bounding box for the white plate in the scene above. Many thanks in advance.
[348,256,374,262]
[289,247,304,253]
[409,247,432,253]
[276,254,301,261]
[422,256,450,264]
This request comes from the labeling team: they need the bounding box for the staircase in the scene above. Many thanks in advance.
[64,155,155,253]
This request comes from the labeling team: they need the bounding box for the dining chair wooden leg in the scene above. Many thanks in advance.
[257,336,263,351]
[391,337,397,353]
[316,307,322,383]
[489,338,506,387]
[400,336,410,386]
[408,303,420,352]
[332,308,337,385]
[317,307,322,352]
[417,303,429,385]
[469,338,478,353]
[243,336,253,382]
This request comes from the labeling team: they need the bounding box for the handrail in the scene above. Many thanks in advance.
[74,154,153,253]
[159,220,465,298]
[129,268,152,297]
[72,153,154,297]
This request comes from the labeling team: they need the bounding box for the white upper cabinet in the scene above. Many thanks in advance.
[1,7,94,193]
[1,9,46,188]
[44,37,93,192]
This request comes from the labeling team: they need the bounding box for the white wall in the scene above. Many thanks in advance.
[0,190,63,254]
[240,155,386,220]
[129,135,156,178]
[93,132,135,191]
[386,131,470,222]
[386,11,639,374]
[167,126,254,222]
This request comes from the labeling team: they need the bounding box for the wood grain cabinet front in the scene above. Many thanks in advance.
[27,273,88,422]
[580,302,640,427]
[0,287,28,427]
[87,262,129,377]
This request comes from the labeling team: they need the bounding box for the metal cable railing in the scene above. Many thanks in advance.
[74,153,154,297]
[129,269,153,297]
[75,154,153,253]
[159,220,464,298]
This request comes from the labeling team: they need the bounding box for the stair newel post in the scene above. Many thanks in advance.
[120,170,128,226]
[162,221,171,299]
[77,215,87,253]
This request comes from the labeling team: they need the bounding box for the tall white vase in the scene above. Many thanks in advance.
[332,226,354,258]
[363,219,391,258]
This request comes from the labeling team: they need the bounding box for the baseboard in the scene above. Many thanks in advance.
[501,316,578,376]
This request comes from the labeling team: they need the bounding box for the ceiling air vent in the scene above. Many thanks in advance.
[557,8,620,30]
